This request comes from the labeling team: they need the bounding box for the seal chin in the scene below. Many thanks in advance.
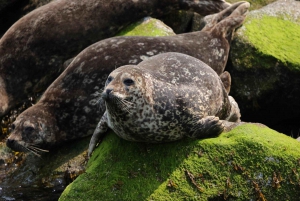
[6,138,49,157]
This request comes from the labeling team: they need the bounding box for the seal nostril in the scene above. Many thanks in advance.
[106,89,113,95]
[101,88,113,100]
[6,139,15,147]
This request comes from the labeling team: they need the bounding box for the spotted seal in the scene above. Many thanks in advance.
[6,2,249,155]
[88,52,241,156]
[0,0,231,118]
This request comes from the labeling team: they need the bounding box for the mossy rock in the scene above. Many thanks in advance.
[59,123,300,200]
[231,0,300,72]
[228,0,300,134]
[116,17,175,37]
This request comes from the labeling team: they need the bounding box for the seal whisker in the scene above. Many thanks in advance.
[97,98,106,111]
[25,146,42,157]
[116,97,133,114]
[28,145,49,153]
[121,99,135,107]
[119,98,134,109]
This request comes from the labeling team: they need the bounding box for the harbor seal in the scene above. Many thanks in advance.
[6,2,248,155]
[0,0,231,118]
[88,52,241,156]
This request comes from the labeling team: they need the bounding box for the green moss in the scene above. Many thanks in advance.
[59,124,300,200]
[116,17,175,37]
[242,15,300,71]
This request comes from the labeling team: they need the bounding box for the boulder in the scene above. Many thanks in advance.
[228,0,300,136]
[116,17,175,36]
[160,10,195,34]
[59,123,300,200]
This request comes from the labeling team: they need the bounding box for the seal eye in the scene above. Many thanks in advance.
[106,76,113,86]
[24,126,34,134]
[11,124,15,130]
[123,78,134,86]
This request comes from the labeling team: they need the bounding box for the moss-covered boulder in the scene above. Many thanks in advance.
[59,123,300,200]
[228,0,300,135]
[117,17,175,36]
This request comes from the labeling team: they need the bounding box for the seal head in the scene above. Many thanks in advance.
[6,106,58,156]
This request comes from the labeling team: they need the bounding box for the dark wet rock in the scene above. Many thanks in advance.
[228,0,300,136]
[0,0,20,12]
[160,10,195,33]
[0,0,54,37]
[0,137,89,201]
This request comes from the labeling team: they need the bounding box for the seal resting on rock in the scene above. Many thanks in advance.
[6,2,248,155]
[0,0,231,118]
[88,52,241,156]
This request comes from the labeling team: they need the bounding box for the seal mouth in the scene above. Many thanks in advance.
[6,139,49,157]
[102,88,113,100]
[6,139,27,152]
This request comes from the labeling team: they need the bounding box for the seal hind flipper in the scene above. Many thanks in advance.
[88,111,109,157]
[211,1,250,39]
[220,71,231,94]
[201,1,247,32]
[226,96,241,122]
[186,116,225,139]
[201,1,250,42]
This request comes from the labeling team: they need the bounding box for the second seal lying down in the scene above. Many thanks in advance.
[88,52,241,156]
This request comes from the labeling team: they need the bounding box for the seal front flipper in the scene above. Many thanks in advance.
[88,111,109,157]
[186,116,225,139]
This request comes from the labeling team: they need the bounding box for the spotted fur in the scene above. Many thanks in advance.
[88,53,241,156]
